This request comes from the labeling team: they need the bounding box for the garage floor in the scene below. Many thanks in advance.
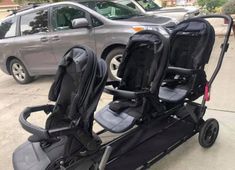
[0,37,234,170]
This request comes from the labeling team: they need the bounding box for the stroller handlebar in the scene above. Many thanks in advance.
[199,14,233,87]
[19,105,54,142]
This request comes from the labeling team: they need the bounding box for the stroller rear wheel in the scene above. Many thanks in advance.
[198,118,219,148]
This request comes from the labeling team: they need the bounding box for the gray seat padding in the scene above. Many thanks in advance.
[159,86,188,103]
[95,104,141,133]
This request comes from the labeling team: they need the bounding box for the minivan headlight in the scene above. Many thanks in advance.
[147,26,170,37]
[131,25,169,37]
[132,26,146,32]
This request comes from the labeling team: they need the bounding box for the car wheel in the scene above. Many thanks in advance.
[198,118,219,148]
[10,59,34,84]
[105,47,125,81]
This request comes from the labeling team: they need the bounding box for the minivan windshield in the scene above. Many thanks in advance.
[136,0,161,11]
[81,1,143,20]
[0,17,17,39]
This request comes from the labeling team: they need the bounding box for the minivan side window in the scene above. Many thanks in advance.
[20,9,49,36]
[0,17,17,39]
[52,5,86,31]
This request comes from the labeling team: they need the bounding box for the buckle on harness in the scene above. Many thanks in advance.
[204,83,210,101]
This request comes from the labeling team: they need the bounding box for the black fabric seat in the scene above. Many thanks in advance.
[13,46,108,170]
[159,18,215,103]
[95,30,169,133]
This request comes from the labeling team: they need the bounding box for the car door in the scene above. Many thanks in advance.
[49,5,96,63]
[15,8,57,75]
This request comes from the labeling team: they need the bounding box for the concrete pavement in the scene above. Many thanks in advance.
[0,37,234,170]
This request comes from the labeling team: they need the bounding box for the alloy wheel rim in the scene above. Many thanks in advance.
[110,54,122,80]
[12,63,26,82]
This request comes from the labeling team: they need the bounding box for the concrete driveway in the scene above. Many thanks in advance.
[0,36,234,170]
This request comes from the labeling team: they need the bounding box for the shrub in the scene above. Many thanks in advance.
[222,0,235,14]
[198,0,228,13]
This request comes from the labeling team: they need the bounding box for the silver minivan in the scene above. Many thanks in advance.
[0,1,175,83]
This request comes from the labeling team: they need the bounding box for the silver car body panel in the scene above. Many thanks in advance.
[0,1,172,76]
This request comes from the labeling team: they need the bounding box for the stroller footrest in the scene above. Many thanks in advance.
[95,105,139,133]
[13,141,51,170]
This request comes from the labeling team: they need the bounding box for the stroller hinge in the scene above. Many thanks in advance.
[220,43,229,52]
[59,160,66,170]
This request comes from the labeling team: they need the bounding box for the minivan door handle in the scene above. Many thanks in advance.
[51,36,60,41]
[40,37,48,42]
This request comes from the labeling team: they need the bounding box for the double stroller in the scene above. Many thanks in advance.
[13,15,233,170]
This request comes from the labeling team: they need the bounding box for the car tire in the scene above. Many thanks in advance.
[10,59,34,84]
[105,47,125,81]
[198,118,219,148]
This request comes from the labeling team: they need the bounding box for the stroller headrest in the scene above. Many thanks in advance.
[48,46,96,102]
[117,30,169,94]
[170,18,215,69]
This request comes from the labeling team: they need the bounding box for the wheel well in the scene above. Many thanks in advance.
[6,56,17,75]
[101,44,126,60]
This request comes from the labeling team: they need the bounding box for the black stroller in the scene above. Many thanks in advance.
[13,15,233,170]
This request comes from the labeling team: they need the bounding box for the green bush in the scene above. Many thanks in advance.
[198,0,228,13]
[222,0,235,14]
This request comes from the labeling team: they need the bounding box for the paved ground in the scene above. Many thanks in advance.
[0,36,234,170]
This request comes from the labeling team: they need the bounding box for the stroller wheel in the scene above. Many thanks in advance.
[198,118,219,148]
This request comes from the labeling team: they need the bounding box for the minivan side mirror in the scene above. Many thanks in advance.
[72,18,90,29]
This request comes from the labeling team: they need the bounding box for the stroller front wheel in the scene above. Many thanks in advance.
[198,118,219,148]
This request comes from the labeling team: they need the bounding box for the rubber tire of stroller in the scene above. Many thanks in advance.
[198,118,219,148]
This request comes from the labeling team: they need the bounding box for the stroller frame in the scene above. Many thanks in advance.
[66,14,234,170]
[16,15,233,170]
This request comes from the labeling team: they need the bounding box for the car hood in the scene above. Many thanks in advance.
[148,6,199,14]
[118,15,176,26]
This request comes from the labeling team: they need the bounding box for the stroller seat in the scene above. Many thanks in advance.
[159,18,215,103]
[13,46,108,170]
[159,86,188,102]
[95,30,169,133]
